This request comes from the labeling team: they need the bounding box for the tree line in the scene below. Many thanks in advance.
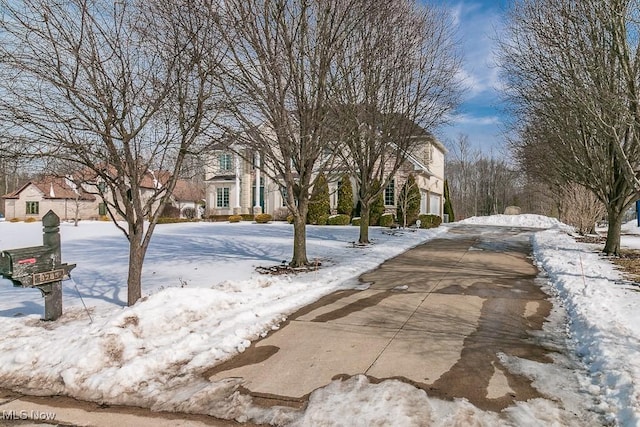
[445,135,521,220]
[0,0,461,305]
[444,133,606,235]
[498,0,640,254]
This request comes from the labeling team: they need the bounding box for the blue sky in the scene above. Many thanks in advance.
[430,0,510,154]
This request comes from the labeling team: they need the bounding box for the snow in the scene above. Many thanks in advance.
[0,215,639,426]
[532,229,640,426]
[458,213,574,232]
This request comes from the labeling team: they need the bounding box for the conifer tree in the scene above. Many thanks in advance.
[443,179,455,222]
[369,180,385,226]
[337,175,354,216]
[307,173,330,224]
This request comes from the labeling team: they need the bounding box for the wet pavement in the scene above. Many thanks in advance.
[208,225,560,411]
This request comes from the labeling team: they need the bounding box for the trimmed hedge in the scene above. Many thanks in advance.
[317,214,329,225]
[229,215,242,223]
[351,217,361,226]
[418,214,442,229]
[255,213,273,223]
[379,213,395,227]
[327,214,351,225]
[157,217,197,224]
[182,207,197,219]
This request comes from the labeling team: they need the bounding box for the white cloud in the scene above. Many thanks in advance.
[449,3,464,27]
[435,1,509,153]
[452,113,501,126]
[448,1,505,99]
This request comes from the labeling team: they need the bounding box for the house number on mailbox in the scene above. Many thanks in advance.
[32,269,65,286]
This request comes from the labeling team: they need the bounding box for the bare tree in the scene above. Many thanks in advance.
[475,156,520,216]
[0,157,29,198]
[446,134,521,218]
[445,134,481,219]
[397,174,421,228]
[214,0,362,266]
[500,0,640,254]
[329,1,461,243]
[557,183,605,235]
[0,0,225,304]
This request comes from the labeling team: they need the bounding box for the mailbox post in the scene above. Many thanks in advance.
[0,211,75,320]
[42,211,63,320]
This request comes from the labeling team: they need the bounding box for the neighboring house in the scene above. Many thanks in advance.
[170,180,206,218]
[1,176,97,221]
[204,126,446,220]
[77,167,171,221]
[1,172,205,221]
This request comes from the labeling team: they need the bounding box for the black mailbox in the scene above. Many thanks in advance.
[1,211,75,320]
[0,246,75,288]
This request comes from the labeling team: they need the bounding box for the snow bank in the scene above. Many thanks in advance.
[458,214,573,231]
[533,229,640,426]
[291,374,593,427]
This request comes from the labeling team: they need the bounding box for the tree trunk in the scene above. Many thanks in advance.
[127,225,145,306]
[74,198,80,227]
[401,206,406,228]
[291,215,309,267]
[604,206,623,256]
[359,203,370,244]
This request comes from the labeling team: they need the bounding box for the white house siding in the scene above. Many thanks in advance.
[206,180,238,217]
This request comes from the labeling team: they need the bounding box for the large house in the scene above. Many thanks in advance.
[204,130,446,220]
[2,173,204,221]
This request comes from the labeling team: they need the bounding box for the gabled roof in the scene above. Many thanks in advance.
[172,180,205,202]
[2,176,96,201]
[75,164,171,190]
[324,104,435,140]
[404,151,433,176]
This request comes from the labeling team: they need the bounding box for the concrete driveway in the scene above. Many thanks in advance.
[1,224,591,426]
[207,225,558,412]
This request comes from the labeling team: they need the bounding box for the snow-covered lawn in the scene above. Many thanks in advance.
[0,215,638,426]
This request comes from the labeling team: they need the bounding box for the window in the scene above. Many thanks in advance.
[424,143,434,164]
[216,187,230,208]
[26,201,39,215]
[219,153,233,171]
[98,203,107,216]
[97,181,106,192]
[429,194,441,215]
[384,179,395,206]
